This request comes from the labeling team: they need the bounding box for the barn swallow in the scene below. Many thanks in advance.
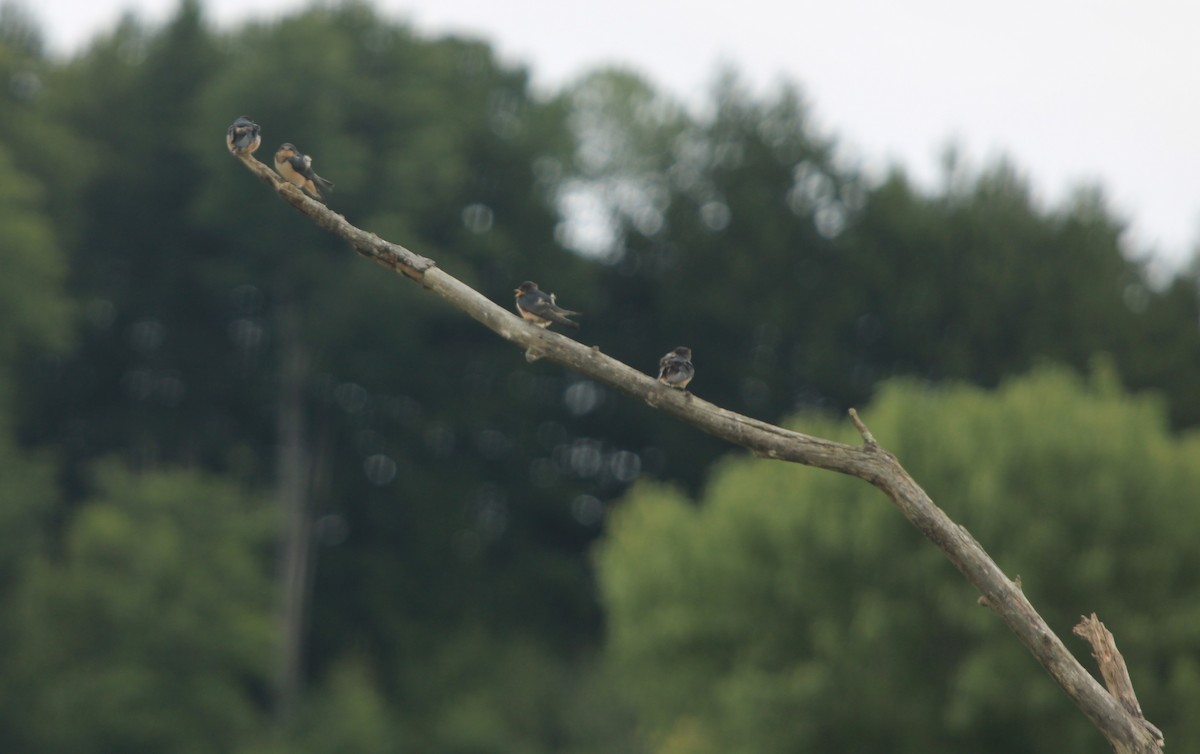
[273,142,334,200]
[657,346,694,389]
[226,116,261,155]
[514,281,580,329]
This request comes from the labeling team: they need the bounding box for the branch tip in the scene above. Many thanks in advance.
[848,408,879,447]
[1073,613,1163,748]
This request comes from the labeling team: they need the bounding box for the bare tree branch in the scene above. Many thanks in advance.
[233,148,1162,754]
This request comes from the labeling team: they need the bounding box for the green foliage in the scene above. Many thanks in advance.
[0,436,56,588]
[245,636,639,754]
[398,633,641,754]
[244,656,401,754]
[1119,272,1200,427]
[839,161,1141,389]
[0,139,72,402]
[597,368,1200,753]
[3,463,276,754]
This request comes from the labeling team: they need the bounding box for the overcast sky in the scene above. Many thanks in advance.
[29,0,1200,270]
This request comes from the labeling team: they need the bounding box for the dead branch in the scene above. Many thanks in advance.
[1075,614,1164,747]
[233,147,1162,754]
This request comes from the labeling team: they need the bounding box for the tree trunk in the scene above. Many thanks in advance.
[274,291,311,723]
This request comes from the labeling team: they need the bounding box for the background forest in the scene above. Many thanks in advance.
[1,1,1199,751]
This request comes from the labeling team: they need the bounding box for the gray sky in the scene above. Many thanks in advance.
[31,0,1200,270]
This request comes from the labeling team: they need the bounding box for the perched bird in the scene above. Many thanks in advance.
[273,142,334,200]
[657,346,695,389]
[514,281,580,329]
[226,116,261,155]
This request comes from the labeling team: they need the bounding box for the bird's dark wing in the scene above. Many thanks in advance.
[525,291,580,328]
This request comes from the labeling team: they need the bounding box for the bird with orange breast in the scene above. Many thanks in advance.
[273,142,334,200]
[513,281,581,330]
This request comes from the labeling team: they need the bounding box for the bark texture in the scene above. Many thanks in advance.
[1075,614,1165,748]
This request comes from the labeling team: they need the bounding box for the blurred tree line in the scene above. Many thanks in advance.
[0,0,1198,751]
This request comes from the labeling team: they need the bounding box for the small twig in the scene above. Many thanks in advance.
[848,407,878,447]
[977,576,1020,608]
